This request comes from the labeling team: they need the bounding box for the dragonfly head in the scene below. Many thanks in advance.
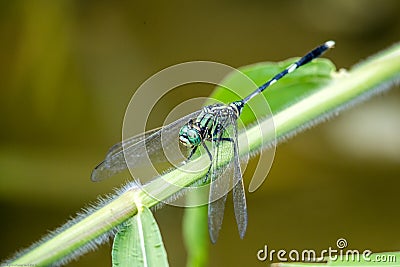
[179,123,202,148]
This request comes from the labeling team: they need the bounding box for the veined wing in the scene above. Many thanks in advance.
[91,128,159,182]
[104,127,161,161]
[208,112,235,243]
[231,116,247,239]
[91,109,202,182]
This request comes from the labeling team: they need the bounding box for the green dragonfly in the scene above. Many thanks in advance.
[92,41,335,243]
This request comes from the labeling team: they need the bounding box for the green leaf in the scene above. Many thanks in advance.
[112,205,169,267]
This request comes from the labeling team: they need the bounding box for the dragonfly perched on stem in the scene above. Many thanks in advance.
[91,41,335,243]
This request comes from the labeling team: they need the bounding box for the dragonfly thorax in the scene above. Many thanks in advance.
[179,103,242,148]
[229,100,244,117]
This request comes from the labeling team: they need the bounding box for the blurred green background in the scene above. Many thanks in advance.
[1,1,399,266]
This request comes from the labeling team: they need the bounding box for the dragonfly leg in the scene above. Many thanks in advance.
[186,146,198,162]
[202,142,213,183]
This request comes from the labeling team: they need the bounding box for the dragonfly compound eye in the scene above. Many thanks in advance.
[187,129,201,146]
[179,124,201,147]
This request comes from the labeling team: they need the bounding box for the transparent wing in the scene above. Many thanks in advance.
[104,127,161,161]
[207,114,235,244]
[231,117,248,239]
[91,110,202,182]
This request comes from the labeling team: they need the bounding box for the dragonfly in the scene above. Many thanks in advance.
[91,41,335,243]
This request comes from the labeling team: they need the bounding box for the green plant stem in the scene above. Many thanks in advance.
[8,43,400,266]
[12,192,138,266]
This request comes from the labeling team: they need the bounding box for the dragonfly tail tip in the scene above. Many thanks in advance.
[325,40,335,49]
